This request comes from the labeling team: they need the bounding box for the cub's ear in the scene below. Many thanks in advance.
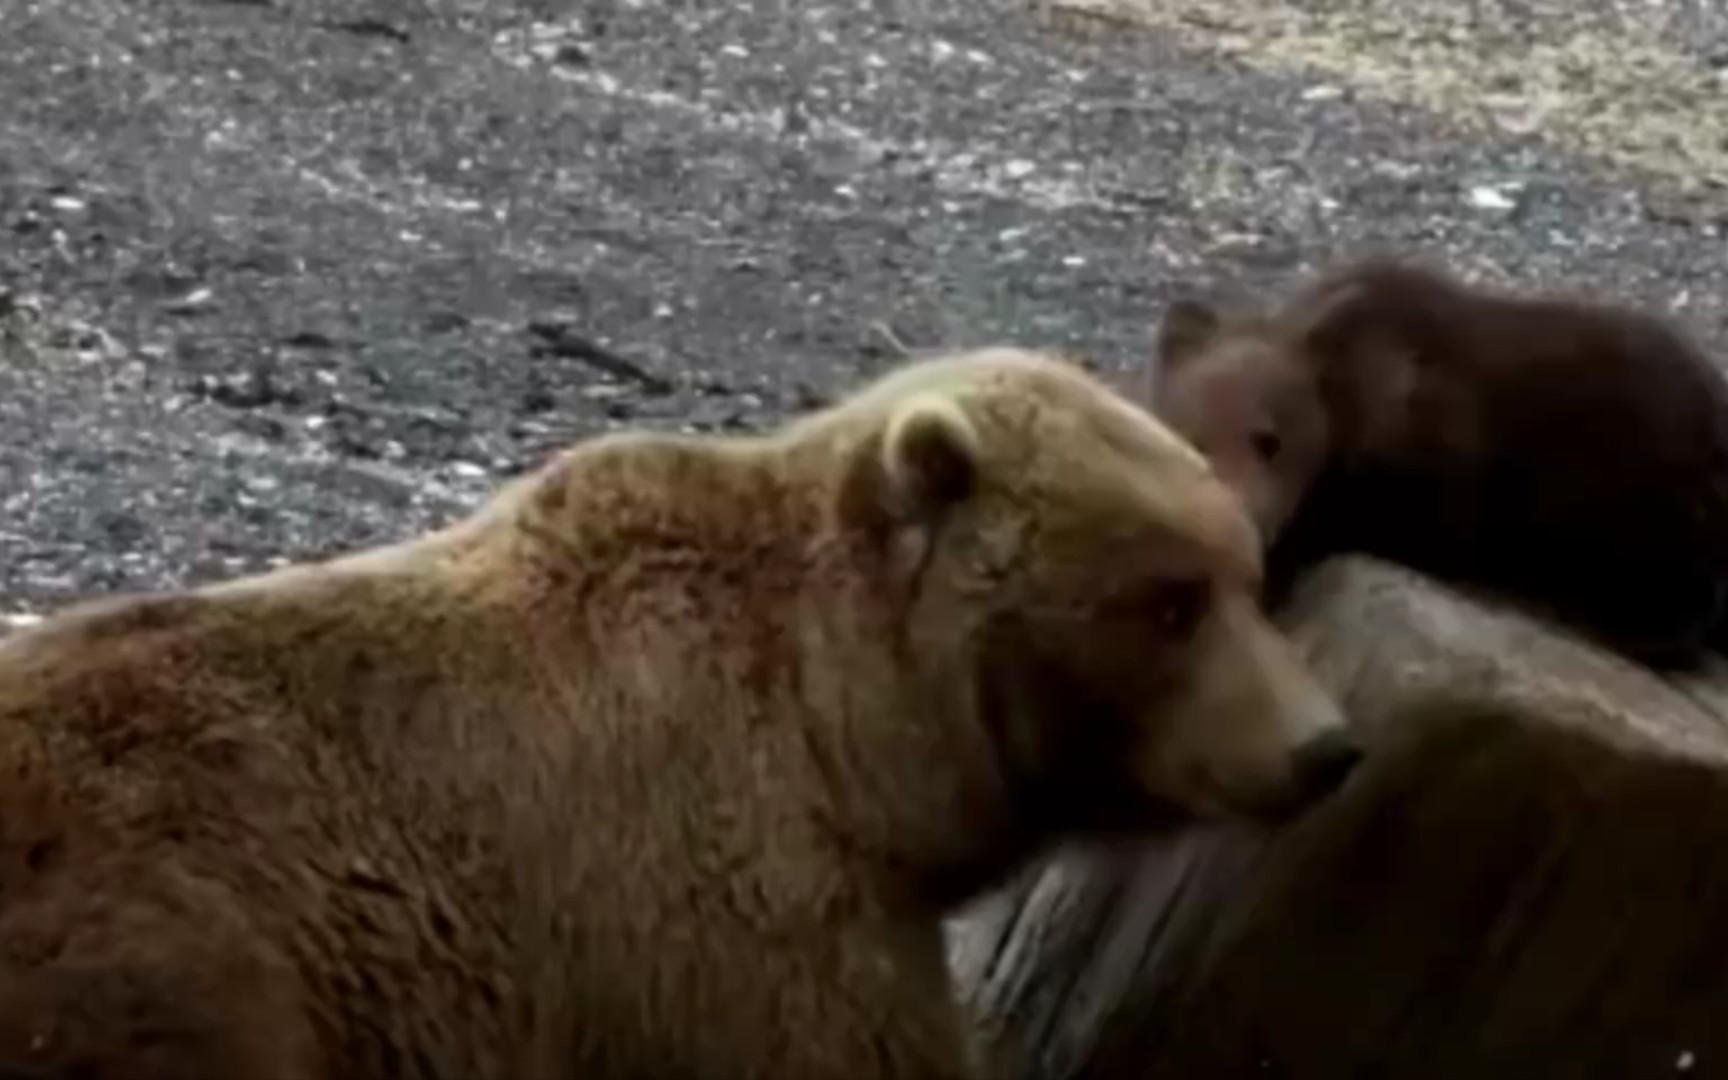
[1286,284,1356,359]
[1155,299,1222,368]
[836,392,982,538]
[1290,278,1419,367]
[879,392,981,520]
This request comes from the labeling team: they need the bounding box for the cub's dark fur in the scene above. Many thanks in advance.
[1157,256,1728,667]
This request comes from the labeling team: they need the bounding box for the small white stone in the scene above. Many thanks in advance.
[1468,185,1517,211]
[720,43,749,59]
[1062,255,1087,268]
[2,612,43,630]
[450,461,487,480]
[50,195,87,213]
[529,20,578,41]
[1302,84,1343,102]
[1002,159,1037,180]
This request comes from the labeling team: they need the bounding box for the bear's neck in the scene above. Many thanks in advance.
[495,438,1035,917]
[781,556,1041,918]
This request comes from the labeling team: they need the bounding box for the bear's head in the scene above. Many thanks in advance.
[1147,259,1499,550]
[1149,300,1332,540]
[800,348,1359,878]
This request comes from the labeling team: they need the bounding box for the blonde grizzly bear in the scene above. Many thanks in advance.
[0,347,1359,1080]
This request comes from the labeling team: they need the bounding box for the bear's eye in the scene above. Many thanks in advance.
[1142,577,1211,640]
[1251,430,1283,461]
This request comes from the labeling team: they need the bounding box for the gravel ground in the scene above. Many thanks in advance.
[3,0,1727,613]
[1073,0,1728,194]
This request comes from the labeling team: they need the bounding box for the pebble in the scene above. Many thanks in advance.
[1467,185,1519,211]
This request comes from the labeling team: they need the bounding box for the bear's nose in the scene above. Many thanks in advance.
[1290,729,1365,803]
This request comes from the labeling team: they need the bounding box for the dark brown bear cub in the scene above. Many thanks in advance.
[1151,255,1728,667]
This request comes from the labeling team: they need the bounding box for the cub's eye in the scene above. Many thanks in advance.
[1251,430,1283,461]
[1143,577,1211,640]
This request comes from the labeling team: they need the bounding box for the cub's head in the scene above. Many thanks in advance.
[804,348,1360,849]
[1150,300,1331,540]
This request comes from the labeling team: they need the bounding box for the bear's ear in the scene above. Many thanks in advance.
[1155,299,1222,369]
[1290,278,1414,368]
[878,392,981,520]
[833,392,982,543]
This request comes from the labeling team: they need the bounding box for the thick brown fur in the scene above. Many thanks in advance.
[0,347,1356,1080]
[1150,255,1728,667]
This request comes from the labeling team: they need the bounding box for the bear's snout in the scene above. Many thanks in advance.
[1288,729,1365,804]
